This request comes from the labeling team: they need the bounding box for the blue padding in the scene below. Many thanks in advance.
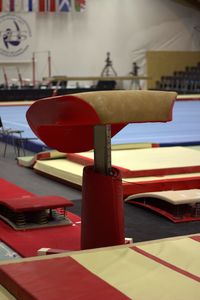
[1,100,200,153]
[112,101,200,145]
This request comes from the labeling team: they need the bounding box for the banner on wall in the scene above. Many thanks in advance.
[58,0,71,12]
[0,1,86,13]
[74,0,86,12]
[0,13,35,62]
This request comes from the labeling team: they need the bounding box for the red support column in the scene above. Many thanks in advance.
[81,166,125,250]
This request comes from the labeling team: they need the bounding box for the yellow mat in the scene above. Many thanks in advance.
[33,146,200,187]
[76,146,200,171]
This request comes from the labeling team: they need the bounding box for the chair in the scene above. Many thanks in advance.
[0,117,25,157]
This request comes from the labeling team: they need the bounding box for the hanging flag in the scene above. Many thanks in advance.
[1,0,23,12]
[0,0,20,13]
[0,0,76,13]
[23,0,38,12]
[74,0,86,12]
[10,0,24,12]
[2,0,10,11]
[38,0,45,12]
[38,0,56,12]
[58,0,71,12]
[9,0,14,11]
[1,0,19,12]
[22,0,35,12]
[49,0,56,12]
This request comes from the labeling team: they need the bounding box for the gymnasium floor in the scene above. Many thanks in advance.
[0,96,200,299]
[0,160,200,300]
[1,141,200,246]
[0,96,200,237]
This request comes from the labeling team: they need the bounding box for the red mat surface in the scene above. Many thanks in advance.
[0,178,34,199]
[0,178,81,257]
[1,235,200,300]
[0,195,73,212]
[0,257,129,300]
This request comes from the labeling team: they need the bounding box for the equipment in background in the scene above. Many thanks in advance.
[101,52,118,77]
[98,52,117,89]
[129,61,141,89]
[0,195,73,231]
[32,50,52,87]
[2,66,9,89]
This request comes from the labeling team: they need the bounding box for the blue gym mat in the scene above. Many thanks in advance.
[1,100,200,152]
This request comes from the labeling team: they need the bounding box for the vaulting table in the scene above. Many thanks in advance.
[26,90,176,249]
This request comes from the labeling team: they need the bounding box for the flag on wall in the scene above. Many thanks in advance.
[9,0,14,12]
[74,0,86,12]
[0,0,11,12]
[27,0,56,12]
[0,0,82,13]
[0,0,23,12]
[23,0,38,12]
[49,0,56,12]
[0,0,9,12]
[38,0,66,13]
[58,0,71,12]
[38,0,45,12]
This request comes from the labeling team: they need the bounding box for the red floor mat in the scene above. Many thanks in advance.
[0,256,129,300]
[0,178,34,199]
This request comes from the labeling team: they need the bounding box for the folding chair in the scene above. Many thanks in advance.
[0,117,24,157]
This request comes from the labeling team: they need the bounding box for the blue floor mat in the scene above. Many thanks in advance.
[1,100,200,152]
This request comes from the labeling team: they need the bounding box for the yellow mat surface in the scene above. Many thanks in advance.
[77,146,200,170]
[33,146,200,187]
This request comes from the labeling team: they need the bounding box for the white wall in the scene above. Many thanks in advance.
[1,0,200,85]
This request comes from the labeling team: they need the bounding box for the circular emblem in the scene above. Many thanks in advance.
[0,14,32,57]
